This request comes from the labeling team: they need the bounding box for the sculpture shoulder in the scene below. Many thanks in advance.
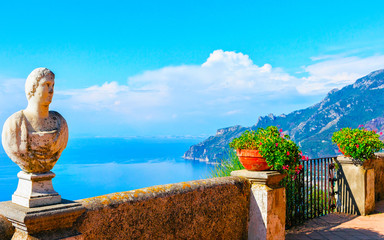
[2,110,26,146]
[3,110,25,129]
[49,111,67,125]
[49,111,68,136]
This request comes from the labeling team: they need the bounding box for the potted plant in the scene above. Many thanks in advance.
[332,126,384,161]
[229,126,305,176]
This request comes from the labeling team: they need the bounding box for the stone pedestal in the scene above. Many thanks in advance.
[12,171,61,208]
[335,156,375,215]
[0,199,85,239]
[231,170,286,240]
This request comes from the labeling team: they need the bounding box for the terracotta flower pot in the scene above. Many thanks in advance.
[236,149,272,171]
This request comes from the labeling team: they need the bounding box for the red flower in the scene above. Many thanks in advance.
[306,156,309,161]
[276,143,278,147]
[279,129,283,133]
[356,144,359,148]
[302,156,306,160]
[287,151,290,156]
[299,164,303,170]
[259,142,262,145]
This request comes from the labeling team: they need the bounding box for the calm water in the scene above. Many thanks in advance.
[0,137,214,201]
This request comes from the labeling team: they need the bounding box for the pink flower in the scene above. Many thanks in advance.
[338,149,341,152]
[356,144,359,148]
[282,165,289,170]
[287,151,290,156]
[259,142,262,145]
[306,156,309,161]
[275,143,278,147]
[374,130,377,133]
[380,132,383,135]
[279,129,283,133]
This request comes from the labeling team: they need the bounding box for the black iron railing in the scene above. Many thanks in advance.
[283,157,337,228]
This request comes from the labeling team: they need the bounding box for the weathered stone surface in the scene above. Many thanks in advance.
[0,215,14,240]
[0,199,84,239]
[231,170,286,188]
[74,176,250,240]
[231,170,286,240]
[1,68,68,174]
[374,153,384,201]
[335,156,375,215]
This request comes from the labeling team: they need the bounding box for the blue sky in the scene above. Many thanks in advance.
[1,1,384,137]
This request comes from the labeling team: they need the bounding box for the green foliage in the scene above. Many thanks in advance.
[229,126,305,176]
[210,150,244,178]
[332,126,384,161]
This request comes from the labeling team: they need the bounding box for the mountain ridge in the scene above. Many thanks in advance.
[183,69,384,161]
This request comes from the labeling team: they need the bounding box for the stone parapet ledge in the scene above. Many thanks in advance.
[335,155,375,215]
[73,176,250,239]
[336,155,374,169]
[0,177,250,239]
[231,170,286,240]
[231,170,286,188]
[0,199,85,239]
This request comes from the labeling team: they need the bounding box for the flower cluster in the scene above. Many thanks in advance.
[229,126,305,176]
[332,126,384,161]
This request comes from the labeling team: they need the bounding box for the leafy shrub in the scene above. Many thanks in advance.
[332,126,384,161]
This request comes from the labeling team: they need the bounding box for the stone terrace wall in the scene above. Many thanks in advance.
[375,153,384,201]
[77,176,250,239]
[0,176,250,240]
[0,215,13,240]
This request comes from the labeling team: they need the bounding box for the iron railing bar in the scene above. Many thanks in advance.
[285,156,338,229]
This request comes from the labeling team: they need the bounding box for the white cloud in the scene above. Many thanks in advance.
[298,55,384,94]
[1,50,384,136]
[49,50,302,133]
[42,51,384,124]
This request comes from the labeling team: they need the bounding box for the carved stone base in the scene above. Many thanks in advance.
[0,200,85,239]
[12,171,61,208]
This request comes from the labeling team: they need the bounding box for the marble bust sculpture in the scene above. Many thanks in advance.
[1,68,68,207]
[2,68,68,173]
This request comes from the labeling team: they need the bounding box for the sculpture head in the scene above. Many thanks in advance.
[25,68,55,107]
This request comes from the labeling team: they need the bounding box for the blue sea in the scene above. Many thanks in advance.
[0,137,215,201]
